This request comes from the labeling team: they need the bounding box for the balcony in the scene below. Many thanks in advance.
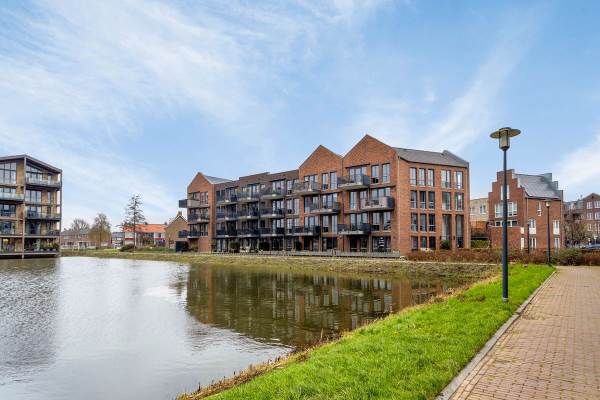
[0,178,16,186]
[238,209,260,220]
[26,211,62,221]
[260,208,285,218]
[0,210,16,218]
[237,228,259,237]
[287,226,321,236]
[292,181,321,195]
[309,201,341,214]
[188,213,210,223]
[179,198,208,208]
[260,187,285,200]
[338,223,372,235]
[216,194,238,205]
[0,192,24,202]
[25,177,61,189]
[183,230,206,238]
[361,196,395,211]
[0,228,19,236]
[337,174,370,189]
[216,229,237,238]
[259,227,285,237]
[237,192,261,203]
[26,230,60,237]
[216,211,238,221]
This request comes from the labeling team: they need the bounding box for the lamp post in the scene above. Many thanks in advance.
[490,127,521,302]
[546,200,552,266]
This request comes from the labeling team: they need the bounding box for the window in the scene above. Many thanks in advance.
[595,201,600,208]
[418,168,425,186]
[411,236,419,250]
[25,190,42,203]
[500,184,510,200]
[382,164,390,183]
[428,191,435,209]
[321,173,329,189]
[348,166,367,181]
[427,169,434,187]
[588,213,594,220]
[442,192,452,210]
[411,213,418,232]
[304,174,317,182]
[409,168,417,185]
[419,191,427,210]
[331,215,338,233]
[441,170,451,188]
[330,172,337,190]
[420,236,428,249]
[0,162,16,184]
[372,213,380,231]
[371,165,379,184]
[454,171,464,189]
[479,204,487,214]
[428,214,436,232]
[554,237,561,249]
[537,202,542,216]
[530,237,537,249]
[596,212,600,220]
[587,201,593,209]
[419,214,427,232]
[429,236,436,250]
[383,212,391,230]
[529,219,536,229]
[410,191,417,208]
[455,193,464,211]
[553,220,560,232]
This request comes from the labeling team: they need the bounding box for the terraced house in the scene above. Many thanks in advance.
[0,155,62,258]
[180,135,470,254]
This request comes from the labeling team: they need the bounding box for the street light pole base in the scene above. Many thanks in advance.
[502,297,508,302]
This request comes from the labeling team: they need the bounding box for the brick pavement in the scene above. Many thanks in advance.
[451,267,600,400]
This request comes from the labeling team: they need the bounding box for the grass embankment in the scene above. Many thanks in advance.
[60,249,495,278]
[178,264,553,400]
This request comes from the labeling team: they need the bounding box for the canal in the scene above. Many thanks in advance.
[0,257,476,399]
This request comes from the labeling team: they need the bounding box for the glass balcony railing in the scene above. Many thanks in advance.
[309,201,341,213]
[287,226,321,236]
[292,181,321,194]
[188,213,210,223]
[0,228,17,235]
[337,174,370,189]
[25,177,61,187]
[238,209,260,219]
[338,223,372,235]
[216,194,238,204]
[216,229,237,237]
[0,210,16,218]
[237,191,261,202]
[0,178,16,185]
[259,227,285,236]
[0,192,24,201]
[260,187,285,199]
[361,196,395,210]
[26,211,62,220]
[216,211,238,220]
[259,208,285,218]
[237,228,260,237]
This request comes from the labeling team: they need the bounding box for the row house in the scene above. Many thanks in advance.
[564,193,600,244]
[488,170,564,251]
[0,155,62,258]
[180,135,470,254]
[123,223,166,247]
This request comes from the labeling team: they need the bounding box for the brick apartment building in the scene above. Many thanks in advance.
[469,197,489,240]
[488,170,564,251]
[165,211,188,250]
[0,155,62,258]
[180,135,470,254]
[564,193,600,245]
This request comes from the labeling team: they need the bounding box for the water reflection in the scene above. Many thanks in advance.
[185,266,452,347]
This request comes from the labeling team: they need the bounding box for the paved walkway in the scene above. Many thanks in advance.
[451,267,600,400]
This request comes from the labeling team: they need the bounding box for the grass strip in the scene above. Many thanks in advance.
[178,264,552,400]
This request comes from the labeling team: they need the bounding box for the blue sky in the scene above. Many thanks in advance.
[1,0,599,228]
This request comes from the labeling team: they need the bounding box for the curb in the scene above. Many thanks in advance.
[434,268,557,400]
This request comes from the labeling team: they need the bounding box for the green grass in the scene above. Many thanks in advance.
[180,264,552,400]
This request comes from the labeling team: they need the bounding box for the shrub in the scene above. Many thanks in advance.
[471,239,489,249]
[440,240,451,250]
[120,244,135,252]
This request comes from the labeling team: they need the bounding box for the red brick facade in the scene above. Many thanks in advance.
[488,170,564,251]
[181,134,470,254]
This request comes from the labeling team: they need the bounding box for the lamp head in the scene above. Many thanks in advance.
[545,200,551,208]
[490,127,521,150]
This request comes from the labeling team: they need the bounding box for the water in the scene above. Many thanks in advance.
[0,257,473,400]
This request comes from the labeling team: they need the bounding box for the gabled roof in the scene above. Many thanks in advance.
[204,175,231,184]
[515,173,562,200]
[394,148,469,168]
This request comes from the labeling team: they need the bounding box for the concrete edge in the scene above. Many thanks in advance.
[434,268,557,400]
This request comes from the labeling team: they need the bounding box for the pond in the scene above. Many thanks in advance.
[0,257,475,400]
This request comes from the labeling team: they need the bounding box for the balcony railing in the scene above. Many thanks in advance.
[260,188,285,199]
[338,223,372,235]
[237,228,259,237]
[287,226,321,236]
[179,198,208,208]
[26,211,62,220]
[309,201,341,214]
[0,192,24,201]
[260,208,285,218]
[216,194,238,205]
[183,230,207,238]
[238,209,260,219]
[216,229,237,238]
[0,228,18,236]
[216,211,238,221]
[237,192,261,202]
[26,230,60,237]
[0,178,16,185]
[292,181,321,194]
[188,213,210,223]
[361,196,395,211]
[25,177,61,188]
[337,174,370,189]
[259,227,285,236]
[0,210,16,218]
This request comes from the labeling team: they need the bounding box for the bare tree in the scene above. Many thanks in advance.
[564,218,589,247]
[70,218,90,232]
[89,213,111,247]
[124,195,146,249]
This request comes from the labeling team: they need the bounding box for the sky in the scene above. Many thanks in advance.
[1,0,599,229]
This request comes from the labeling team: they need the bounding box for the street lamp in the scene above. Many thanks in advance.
[545,200,552,266]
[490,127,521,302]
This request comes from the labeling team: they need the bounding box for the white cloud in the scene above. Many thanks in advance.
[556,133,600,197]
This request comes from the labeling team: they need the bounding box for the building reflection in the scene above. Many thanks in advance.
[185,266,450,347]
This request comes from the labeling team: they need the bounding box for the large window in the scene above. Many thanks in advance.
[442,192,452,210]
[427,169,434,187]
[25,165,43,180]
[383,211,391,230]
[371,165,379,184]
[409,168,417,185]
[330,172,337,190]
[321,173,329,189]
[418,168,426,186]
[455,193,464,211]
[419,191,427,210]
[382,163,390,183]
[419,214,427,232]
[428,191,435,209]
[410,191,417,208]
[428,214,436,232]
[348,166,366,181]
[454,171,464,189]
[441,170,451,188]
[0,162,16,184]
[410,213,418,232]
[25,190,42,203]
